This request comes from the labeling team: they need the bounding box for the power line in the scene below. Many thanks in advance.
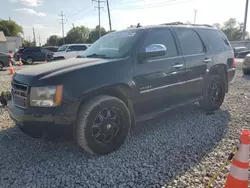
[93,0,105,38]
[68,5,93,18]
[59,11,67,44]
[111,0,194,11]
[111,0,144,4]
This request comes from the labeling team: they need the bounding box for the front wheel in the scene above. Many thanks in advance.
[76,95,131,155]
[199,75,226,111]
[26,57,34,65]
[243,68,249,75]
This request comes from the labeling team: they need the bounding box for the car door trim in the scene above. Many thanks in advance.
[146,56,182,63]
[140,77,203,94]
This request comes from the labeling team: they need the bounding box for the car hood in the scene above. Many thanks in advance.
[53,51,66,57]
[15,57,107,78]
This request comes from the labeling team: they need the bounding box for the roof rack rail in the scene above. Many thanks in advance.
[161,22,213,28]
[161,22,184,25]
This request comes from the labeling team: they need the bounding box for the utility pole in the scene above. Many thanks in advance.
[243,0,249,40]
[106,0,112,31]
[59,11,66,44]
[93,0,105,38]
[193,9,197,24]
[38,35,41,47]
[33,27,36,46]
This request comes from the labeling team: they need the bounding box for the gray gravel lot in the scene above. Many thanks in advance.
[0,63,249,188]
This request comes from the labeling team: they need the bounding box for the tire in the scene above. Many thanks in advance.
[76,95,131,155]
[199,75,226,111]
[0,62,3,70]
[243,68,249,75]
[26,57,34,65]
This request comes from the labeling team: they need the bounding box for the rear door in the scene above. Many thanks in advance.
[24,48,43,61]
[133,28,187,115]
[74,45,88,56]
[173,27,207,100]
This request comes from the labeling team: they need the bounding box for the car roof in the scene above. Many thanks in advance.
[66,44,91,46]
[117,23,219,33]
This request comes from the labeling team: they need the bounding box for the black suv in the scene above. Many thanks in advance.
[8,23,236,155]
[14,47,53,64]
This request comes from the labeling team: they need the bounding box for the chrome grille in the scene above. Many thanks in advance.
[11,82,28,108]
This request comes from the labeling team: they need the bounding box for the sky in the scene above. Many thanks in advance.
[0,0,248,45]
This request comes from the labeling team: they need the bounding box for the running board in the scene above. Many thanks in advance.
[135,97,203,123]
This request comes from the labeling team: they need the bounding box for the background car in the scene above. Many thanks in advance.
[233,46,250,58]
[14,47,53,64]
[53,44,91,60]
[242,53,250,74]
[43,46,59,52]
[0,52,15,70]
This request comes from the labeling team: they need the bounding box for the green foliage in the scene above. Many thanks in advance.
[0,20,23,36]
[65,26,90,43]
[46,35,62,46]
[214,18,249,41]
[44,25,109,46]
[87,25,108,43]
[22,40,36,47]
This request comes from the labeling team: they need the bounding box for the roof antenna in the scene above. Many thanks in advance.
[136,23,141,28]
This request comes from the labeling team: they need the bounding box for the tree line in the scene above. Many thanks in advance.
[0,18,248,48]
[44,25,115,47]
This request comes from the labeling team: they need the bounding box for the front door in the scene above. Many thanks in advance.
[133,28,187,115]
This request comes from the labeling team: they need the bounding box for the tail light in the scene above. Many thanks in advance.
[17,53,22,57]
[232,58,236,68]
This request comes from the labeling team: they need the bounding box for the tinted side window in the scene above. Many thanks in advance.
[25,48,40,52]
[141,29,178,57]
[67,46,75,51]
[175,28,203,55]
[200,30,231,51]
[74,45,87,51]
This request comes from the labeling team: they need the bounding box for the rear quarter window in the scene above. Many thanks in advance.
[199,29,231,51]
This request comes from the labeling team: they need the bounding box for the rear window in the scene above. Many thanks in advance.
[200,30,231,51]
[24,48,41,52]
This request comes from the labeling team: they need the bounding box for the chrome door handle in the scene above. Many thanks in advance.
[173,64,184,68]
[204,58,212,63]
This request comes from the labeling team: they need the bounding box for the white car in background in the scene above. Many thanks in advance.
[53,43,91,60]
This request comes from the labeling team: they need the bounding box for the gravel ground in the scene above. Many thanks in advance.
[0,64,249,188]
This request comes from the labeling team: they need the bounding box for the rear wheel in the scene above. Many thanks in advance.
[199,75,226,111]
[26,57,34,65]
[76,95,131,155]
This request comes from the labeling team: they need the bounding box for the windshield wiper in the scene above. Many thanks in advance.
[86,53,112,59]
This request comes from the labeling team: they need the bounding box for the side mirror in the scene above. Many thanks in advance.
[66,48,71,52]
[138,44,167,62]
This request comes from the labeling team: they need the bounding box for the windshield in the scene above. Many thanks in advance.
[80,29,143,59]
[57,45,69,52]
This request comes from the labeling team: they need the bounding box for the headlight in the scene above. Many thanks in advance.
[30,85,63,107]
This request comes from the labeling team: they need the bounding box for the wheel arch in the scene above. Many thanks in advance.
[73,83,136,140]
[208,64,228,92]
